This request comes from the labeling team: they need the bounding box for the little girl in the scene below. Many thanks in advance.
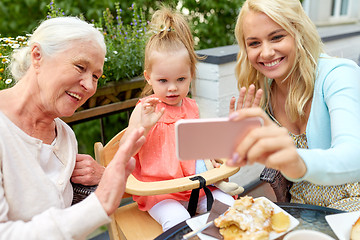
[121,7,235,231]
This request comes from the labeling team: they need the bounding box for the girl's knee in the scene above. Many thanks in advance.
[212,189,235,206]
[161,211,190,231]
[148,199,191,232]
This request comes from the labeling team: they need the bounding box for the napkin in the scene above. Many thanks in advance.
[201,199,231,239]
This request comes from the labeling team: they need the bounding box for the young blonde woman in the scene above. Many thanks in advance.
[228,0,360,211]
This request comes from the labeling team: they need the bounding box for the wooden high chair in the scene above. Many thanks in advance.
[94,128,240,240]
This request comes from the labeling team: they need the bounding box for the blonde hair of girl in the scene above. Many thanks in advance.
[235,0,324,121]
[141,6,202,96]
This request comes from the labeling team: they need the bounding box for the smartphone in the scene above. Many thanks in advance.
[175,117,263,160]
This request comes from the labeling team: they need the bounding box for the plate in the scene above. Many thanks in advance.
[186,197,299,240]
[325,210,360,240]
[283,230,335,240]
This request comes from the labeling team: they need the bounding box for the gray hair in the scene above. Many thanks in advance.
[9,17,106,82]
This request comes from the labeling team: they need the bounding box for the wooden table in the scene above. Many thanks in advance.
[154,202,345,240]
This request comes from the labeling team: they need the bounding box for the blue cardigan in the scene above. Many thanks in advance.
[287,54,360,185]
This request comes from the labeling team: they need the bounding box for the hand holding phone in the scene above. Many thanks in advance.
[175,117,263,160]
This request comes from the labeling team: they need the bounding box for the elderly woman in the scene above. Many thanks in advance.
[0,17,145,239]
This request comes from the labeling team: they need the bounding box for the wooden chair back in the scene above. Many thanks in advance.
[94,128,240,240]
[94,129,163,240]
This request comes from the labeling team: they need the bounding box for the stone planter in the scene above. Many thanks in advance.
[61,76,145,124]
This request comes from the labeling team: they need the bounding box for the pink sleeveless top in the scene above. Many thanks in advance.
[132,96,202,211]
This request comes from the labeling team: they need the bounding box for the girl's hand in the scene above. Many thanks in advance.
[141,97,165,129]
[227,108,307,180]
[229,84,263,115]
[120,97,165,149]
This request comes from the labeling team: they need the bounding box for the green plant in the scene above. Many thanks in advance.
[97,3,148,86]
[0,35,29,90]
[47,0,66,18]
[180,0,245,49]
[47,1,148,86]
[0,0,48,37]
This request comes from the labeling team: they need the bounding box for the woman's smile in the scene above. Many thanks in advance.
[261,57,283,68]
[66,91,82,101]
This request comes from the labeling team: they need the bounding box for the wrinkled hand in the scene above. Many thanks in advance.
[95,127,146,216]
[71,154,105,186]
[227,108,306,180]
[229,84,263,115]
[141,97,165,129]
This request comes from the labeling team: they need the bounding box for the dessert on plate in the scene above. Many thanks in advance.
[214,196,290,240]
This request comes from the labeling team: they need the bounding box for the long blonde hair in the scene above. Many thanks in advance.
[235,0,323,121]
[142,6,201,96]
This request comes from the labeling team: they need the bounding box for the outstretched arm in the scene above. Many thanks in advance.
[227,108,307,180]
[95,127,146,215]
[0,129,146,239]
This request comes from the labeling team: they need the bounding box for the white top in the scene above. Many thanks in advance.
[0,111,110,239]
[39,140,73,206]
